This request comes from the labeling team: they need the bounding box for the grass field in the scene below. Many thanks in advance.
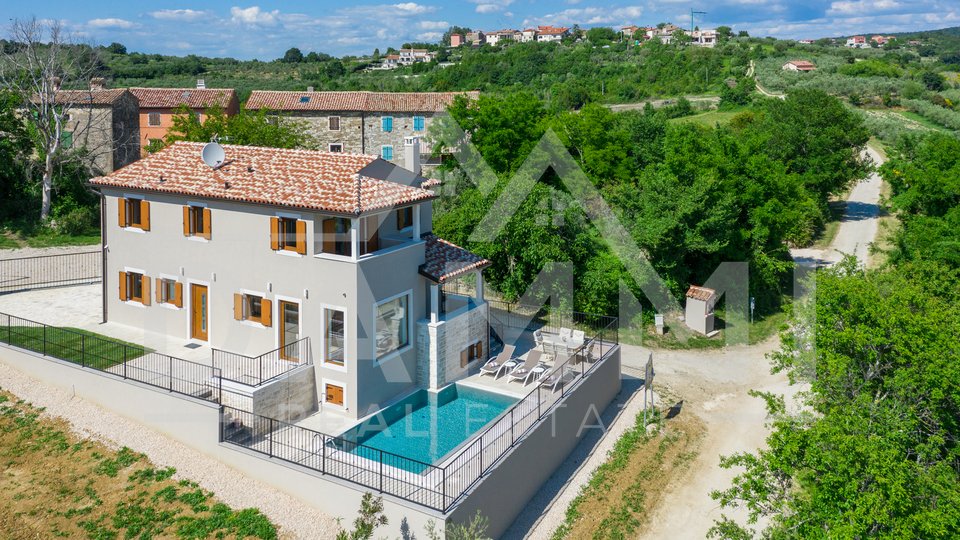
[0,389,278,539]
[620,308,789,350]
[668,109,743,128]
[0,325,148,370]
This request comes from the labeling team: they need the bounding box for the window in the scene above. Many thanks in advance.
[61,131,73,149]
[325,383,344,406]
[118,197,150,230]
[320,217,352,257]
[234,293,272,326]
[328,143,343,153]
[270,217,306,254]
[328,116,340,131]
[183,205,211,239]
[157,278,182,307]
[375,294,409,358]
[118,271,150,305]
[413,115,425,132]
[299,95,311,103]
[460,341,484,368]
[147,112,161,126]
[381,145,393,161]
[396,207,413,230]
[381,116,393,132]
[360,215,380,255]
[324,309,345,366]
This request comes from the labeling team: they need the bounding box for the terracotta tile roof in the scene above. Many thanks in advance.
[419,233,491,283]
[685,285,716,301]
[90,141,436,214]
[129,87,237,109]
[537,26,569,35]
[42,89,130,106]
[244,90,479,113]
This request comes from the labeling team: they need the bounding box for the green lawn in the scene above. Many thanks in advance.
[668,109,743,128]
[0,227,100,250]
[0,325,148,369]
[621,308,789,350]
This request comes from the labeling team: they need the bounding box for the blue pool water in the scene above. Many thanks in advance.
[338,384,516,473]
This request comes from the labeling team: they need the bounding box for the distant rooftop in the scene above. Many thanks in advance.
[41,89,131,106]
[129,87,238,109]
[244,90,479,113]
[90,141,436,215]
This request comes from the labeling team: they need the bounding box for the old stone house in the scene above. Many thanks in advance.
[51,83,140,174]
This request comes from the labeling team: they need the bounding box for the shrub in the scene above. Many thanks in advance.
[55,206,98,236]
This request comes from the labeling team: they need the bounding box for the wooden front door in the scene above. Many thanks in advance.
[278,300,300,361]
[190,284,209,341]
[325,383,344,406]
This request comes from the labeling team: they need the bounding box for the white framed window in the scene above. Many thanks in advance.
[380,145,393,161]
[375,292,410,360]
[323,307,346,367]
[328,143,343,153]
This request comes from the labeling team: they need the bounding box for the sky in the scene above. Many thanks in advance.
[3,0,959,60]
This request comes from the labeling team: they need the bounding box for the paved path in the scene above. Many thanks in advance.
[791,144,885,268]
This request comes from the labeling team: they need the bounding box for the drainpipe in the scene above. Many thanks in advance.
[360,111,366,154]
[99,190,107,324]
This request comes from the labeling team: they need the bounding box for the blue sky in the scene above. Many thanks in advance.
[5,0,959,59]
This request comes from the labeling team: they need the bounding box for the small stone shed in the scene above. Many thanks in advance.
[685,285,717,335]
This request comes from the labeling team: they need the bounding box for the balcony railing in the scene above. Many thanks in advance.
[211,337,312,387]
[0,311,222,403]
[219,309,618,512]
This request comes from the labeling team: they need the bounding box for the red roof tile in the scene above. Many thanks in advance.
[42,89,130,106]
[419,233,490,283]
[90,141,436,214]
[129,87,237,109]
[685,285,716,301]
[244,91,479,113]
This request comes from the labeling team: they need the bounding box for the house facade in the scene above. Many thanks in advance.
[783,60,816,72]
[90,141,490,420]
[130,84,239,152]
[243,90,479,169]
[536,26,569,42]
[846,35,868,48]
[691,29,717,47]
[51,82,140,174]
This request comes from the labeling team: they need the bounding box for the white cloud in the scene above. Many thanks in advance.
[828,0,901,16]
[230,6,280,26]
[149,9,209,22]
[417,31,443,41]
[417,20,450,30]
[472,0,514,14]
[87,18,138,29]
[524,6,643,26]
[393,2,436,14]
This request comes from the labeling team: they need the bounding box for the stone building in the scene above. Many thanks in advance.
[243,90,479,170]
[130,84,239,152]
[52,82,140,173]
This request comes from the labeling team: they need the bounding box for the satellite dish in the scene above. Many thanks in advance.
[201,142,226,169]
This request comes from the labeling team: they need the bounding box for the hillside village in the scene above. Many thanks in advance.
[0,9,959,540]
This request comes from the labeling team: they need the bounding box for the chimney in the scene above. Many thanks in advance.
[90,77,106,91]
[196,79,206,89]
[307,86,314,92]
[404,136,421,175]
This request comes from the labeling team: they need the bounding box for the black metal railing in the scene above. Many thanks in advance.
[219,314,619,512]
[0,311,222,404]
[0,251,102,293]
[212,337,312,387]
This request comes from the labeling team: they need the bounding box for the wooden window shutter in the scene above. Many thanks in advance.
[477,341,483,360]
[118,198,127,227]
[261,299,273,327]
[182,206,190,236]
[368,218,380,252]
[141,275,151,306]
[119,271,127,300]
[322,219,335,253]
[270,217,280,250]
[202,208,212,240]
[461,348,469,368]
[140,200,151,231]
[295,220,307,254]
[233,293,243,320]
[155,277,162,303]
[174,282,183,308]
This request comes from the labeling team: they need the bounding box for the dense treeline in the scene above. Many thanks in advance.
[709,132,960,538]
[431,89,869,317]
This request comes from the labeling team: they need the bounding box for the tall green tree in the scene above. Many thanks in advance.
[158,105,316,150]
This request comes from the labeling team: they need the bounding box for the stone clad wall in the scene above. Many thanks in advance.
[287,112,364,153]
[416,303,489,390]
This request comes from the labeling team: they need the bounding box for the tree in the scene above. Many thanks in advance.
[443,26,472,46]
[737,30,750,38]
[336,493,388,540]
[282,47,303,63]
[921,70,945,91]
[716,26,733,41]
[0,18,104,219]
[161,105,316,149]
[105,42,127,55]
[0,90,32,218]
[586,27,618,44]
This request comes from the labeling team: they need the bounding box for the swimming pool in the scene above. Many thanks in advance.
[338,384,517,473]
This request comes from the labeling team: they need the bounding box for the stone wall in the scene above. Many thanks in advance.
[416,303,488,390]
[66,93,140,174]
[111,92,141,171]
[290,112,365,153]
